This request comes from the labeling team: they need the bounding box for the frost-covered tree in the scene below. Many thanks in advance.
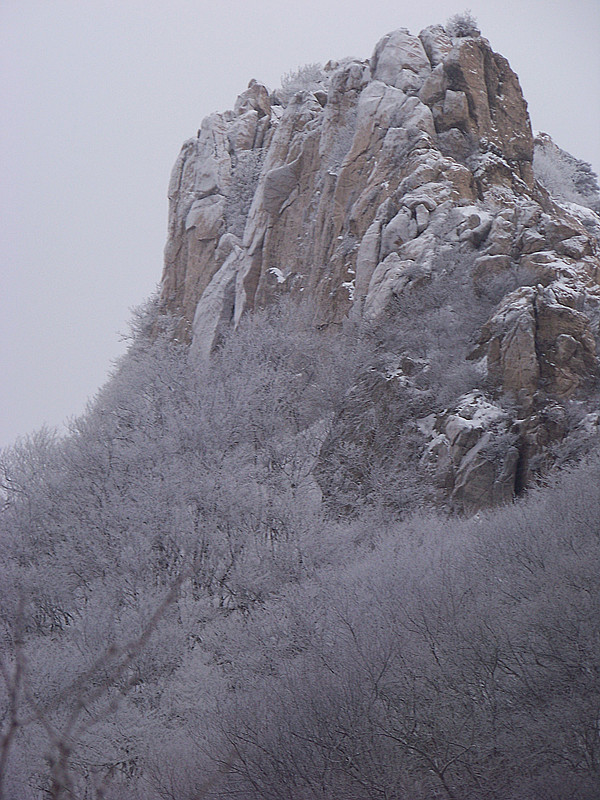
[203,454,600,799]
[445,10,480,38]
[1,292,599,798]
[0,297,371,797]
[533,132,600,214]
[276,63,327,104]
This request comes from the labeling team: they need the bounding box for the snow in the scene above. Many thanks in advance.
[270,106,284,125]
[455,204,489,222]
[557,200,600,228]
[542,280,580,308]
[384,368,409,385]
[578,412,600,435]
[341,278,355,300]
[269,267,286,284]
[454,391,506,427]
[474,151,511,177]
[426,432,448,454]
[416,413,436,437]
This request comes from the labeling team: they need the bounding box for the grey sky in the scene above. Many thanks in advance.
[1,0,599,448]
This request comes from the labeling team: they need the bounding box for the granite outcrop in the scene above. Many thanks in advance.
[160,25,600,512]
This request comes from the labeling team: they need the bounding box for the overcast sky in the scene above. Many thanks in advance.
[1,0,599,448]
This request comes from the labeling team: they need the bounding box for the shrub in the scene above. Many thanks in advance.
[445,10,481,38]
[278,63,326,104]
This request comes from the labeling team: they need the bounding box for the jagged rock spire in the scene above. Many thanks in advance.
[160,25,600,511]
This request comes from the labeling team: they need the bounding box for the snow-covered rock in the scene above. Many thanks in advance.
[159,25,600,511]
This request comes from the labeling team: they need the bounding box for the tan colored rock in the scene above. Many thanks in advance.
[415,204,430,233]
[234,79,271,117]
[355,218,383,301]
[534,284,597,396]
[364,254,416,319]
[519,228,547,254]
[371,29,431,91]
[452,436,519,513]
[556,235,592,259]
[421,393,519,512]
[159,25,600,511]
[185,195,226,238]
[160,27,565,345]
[472,254,512,290]
[418,63,446,106]
[262,157,303,215]
[474,279,598,402]
[440,38,534,172]
[457,207,492,245]
[419,25,453,67]
[160,115,235,333]
[190,248,239,360]
[228,110,261,151]
[482,209,515,254]
[380,210,417,258]
[440,89,470,130]
[474,287,540,402]
[541,215,582,246]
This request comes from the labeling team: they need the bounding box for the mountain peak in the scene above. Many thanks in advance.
[160,25,600,511]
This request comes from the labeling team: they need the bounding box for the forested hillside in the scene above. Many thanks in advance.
[1,299,599,799]
[2,14,600,799]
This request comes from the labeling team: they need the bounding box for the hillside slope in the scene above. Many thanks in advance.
[2,21,600,800]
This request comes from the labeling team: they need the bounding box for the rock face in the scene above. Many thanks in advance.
[161,25,600,512]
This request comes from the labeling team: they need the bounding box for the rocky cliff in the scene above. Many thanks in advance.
[160,24,600,512]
